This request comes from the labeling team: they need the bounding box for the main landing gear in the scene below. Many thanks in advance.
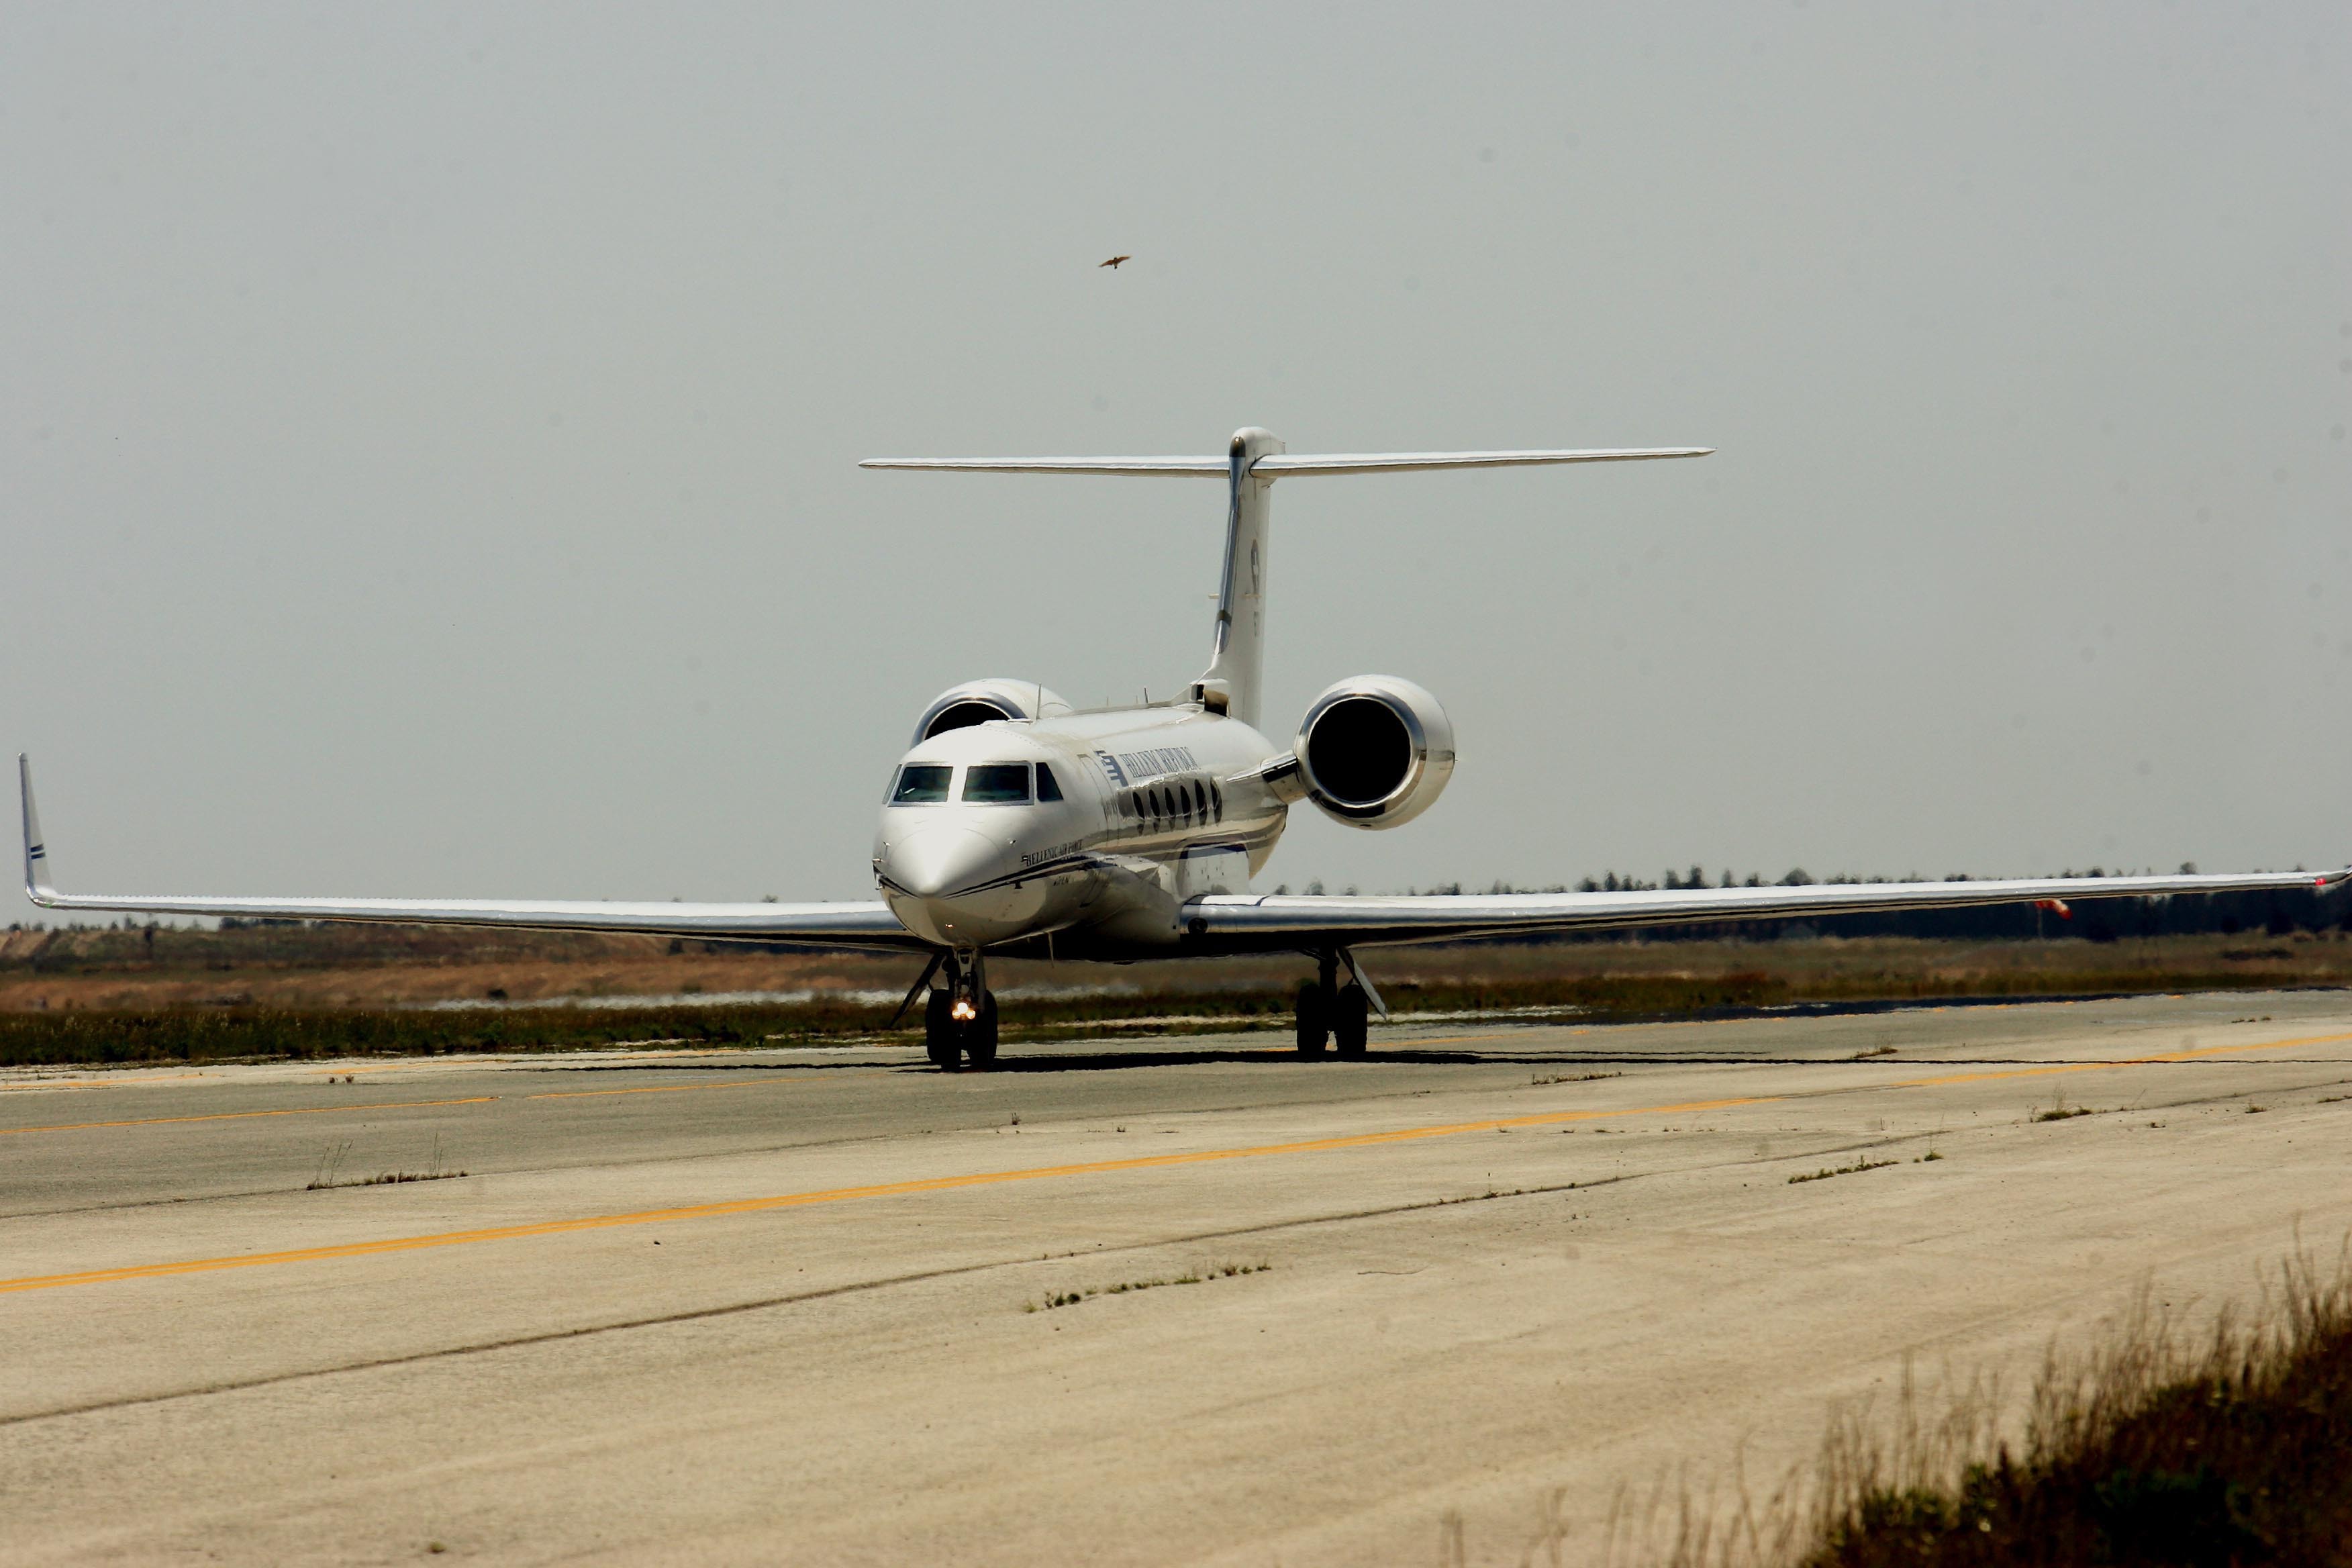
[1294,950,1370,1058]
[923,952,998,1071]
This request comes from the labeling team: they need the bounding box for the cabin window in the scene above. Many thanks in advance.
[962,763,1032,805]
[1036,763,1065,803]
[1189,780,1206,818]
[890,765,952,805]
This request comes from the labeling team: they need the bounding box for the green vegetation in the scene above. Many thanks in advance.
[2035,1097,2099,1124]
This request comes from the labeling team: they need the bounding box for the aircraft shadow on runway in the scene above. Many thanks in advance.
[930,1046,1927,1073]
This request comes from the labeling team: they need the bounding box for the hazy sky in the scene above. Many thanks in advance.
[7,2,2348,914]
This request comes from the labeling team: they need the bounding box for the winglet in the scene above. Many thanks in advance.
[19,754,56,903]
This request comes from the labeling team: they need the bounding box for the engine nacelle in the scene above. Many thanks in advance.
[1293,675,1456,830]
[910,679,1073,746]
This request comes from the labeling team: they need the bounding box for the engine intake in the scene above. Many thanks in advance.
[1294,675,1455,829]
[911,679,1073,746]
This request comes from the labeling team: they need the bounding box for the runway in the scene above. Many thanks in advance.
[4,991,2350,1565]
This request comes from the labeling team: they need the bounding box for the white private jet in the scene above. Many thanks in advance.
[20,427,2345,1068]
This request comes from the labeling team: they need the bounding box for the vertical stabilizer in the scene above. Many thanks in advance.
[1198,427,1282,727]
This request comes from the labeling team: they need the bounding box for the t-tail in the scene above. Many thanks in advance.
[861,428,1712,728]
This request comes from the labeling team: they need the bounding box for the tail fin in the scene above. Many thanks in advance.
[862,430,1712,730]
[1198,428,1282,726]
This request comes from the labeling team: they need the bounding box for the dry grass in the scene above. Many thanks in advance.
[1025,1261,1271,1312]
[4,926,2349,1069]
[305,1135,467,1190]
[7,926,2352,1017]
[1787,1159,1898,1185]
[1600,1246,2352,1568]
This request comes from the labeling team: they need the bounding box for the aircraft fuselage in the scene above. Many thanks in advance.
[873,705,1289,959]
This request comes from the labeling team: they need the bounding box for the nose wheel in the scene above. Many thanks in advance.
[924,953,999,1070]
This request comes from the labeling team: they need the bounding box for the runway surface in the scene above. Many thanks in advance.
[4,990,2350,1565]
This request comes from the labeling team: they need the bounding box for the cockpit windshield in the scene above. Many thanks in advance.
[889,764,952,805]
[962,763,1032,805]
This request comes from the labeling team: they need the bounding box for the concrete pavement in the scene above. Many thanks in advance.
[3,990,2349,1565]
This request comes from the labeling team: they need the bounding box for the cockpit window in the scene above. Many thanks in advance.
[890,765,952,805]
[1035,763,1065,802]
[962,763,1032,804]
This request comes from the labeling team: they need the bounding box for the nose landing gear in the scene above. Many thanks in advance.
[924,952,999,1070]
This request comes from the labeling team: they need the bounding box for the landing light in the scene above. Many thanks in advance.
[950,999,977,1022]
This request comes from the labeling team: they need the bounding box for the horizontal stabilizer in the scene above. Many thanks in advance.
[860,447,1711,478]
[860,456,1228,475]
[1255,448,1711,475]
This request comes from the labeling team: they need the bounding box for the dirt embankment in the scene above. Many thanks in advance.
[5,924,2349,1015]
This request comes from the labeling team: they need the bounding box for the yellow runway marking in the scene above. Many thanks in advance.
[3,1028,2343,1295]
[0,1094,1774,1295]
[1892,1029,2352,1090]
[0,1097,499,1137]
[0,1073,219,1095]
[525,1076,872,1101]
[311,1061,460,1077]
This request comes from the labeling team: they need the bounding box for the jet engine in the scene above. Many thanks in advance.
[910,679,1073,745]
[1293,675,1456,830]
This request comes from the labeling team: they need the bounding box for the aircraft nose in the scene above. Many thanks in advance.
[884,824,999,899]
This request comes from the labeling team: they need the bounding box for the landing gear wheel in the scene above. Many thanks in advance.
[1332,985,1370,1056]
[965,992,1000,1069]
[924,990,959,1069]
[1294,981,1330,1056]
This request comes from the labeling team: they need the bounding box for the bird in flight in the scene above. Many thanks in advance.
[1099,254,1131,270]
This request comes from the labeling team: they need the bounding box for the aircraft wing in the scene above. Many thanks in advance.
[17,756,925,952]
[1185,867,2349,951]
